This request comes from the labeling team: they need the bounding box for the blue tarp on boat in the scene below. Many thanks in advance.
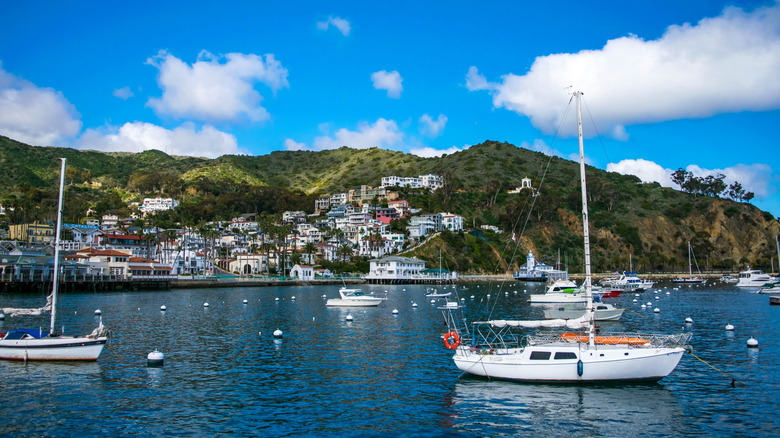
[4,329,49,339]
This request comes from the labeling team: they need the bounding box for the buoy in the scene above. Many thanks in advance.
[273,329,283,338]
[94,309,102,315]
[0,313,5,320]
[160,305,167,311]
[346,314,353,321]
[632,299,637,302]
[666,291,671,295]
[291,296,296,300]
[430,299,436,304]
[747,337,758,348]
[258,331,262,336]
[725,324,735,331]
[412,302,418,308]
[654,308,660,313]
[470,295,475,299]
[147,350,164,367]
[685,317,693,324]
[635,294,640,297]
[655,296,660,300]
[647,302,653,306]
[322,294,327,298]
[641,304,646,308]
[243,299,248,304]
[392,309,399,315]
[275,297,279,301]
[203,302,209,307]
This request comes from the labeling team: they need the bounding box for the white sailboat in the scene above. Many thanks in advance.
[0,158,109,361]
[672,242,706,284]
[440,92,690,383]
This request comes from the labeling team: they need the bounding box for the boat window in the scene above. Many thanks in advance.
[529,351,551,360]
[596,306,608,310]
[554,352,578,360]
[3,331,28,340]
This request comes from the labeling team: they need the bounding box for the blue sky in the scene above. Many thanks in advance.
[1,1,779,216]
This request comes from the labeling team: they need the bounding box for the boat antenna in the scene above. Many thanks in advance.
[50,157,66,334]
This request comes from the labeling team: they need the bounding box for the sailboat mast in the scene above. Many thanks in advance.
[575,91,595,346]
[688,241,693,277]
[50,158,66,334]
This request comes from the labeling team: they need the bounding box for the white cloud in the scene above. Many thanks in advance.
[284,138,309,151]
[317,16,351,36]
[465,66,492,91]
[469,4,780,138]
[76,122,243,158]
[371,70,403,98]
[608,159,775,200]
[313,118,403,150]
[607,159,675,187]
[419,113,448,137]
[409,145,468,158]
[146,50,289,123]
[0,63,81,146]
[113,87,134,100]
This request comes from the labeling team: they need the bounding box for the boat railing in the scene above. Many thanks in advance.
[527,331,692,348]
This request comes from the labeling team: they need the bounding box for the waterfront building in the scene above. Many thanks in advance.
[366,256,426,282]
[289,264,315,280]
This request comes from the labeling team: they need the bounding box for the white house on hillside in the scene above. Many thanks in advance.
[366,256,426,281]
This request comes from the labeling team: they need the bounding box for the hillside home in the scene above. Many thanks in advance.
[8,221,55,244]
[388,200,411,218]
[315,196,331,213]
[441,213,464,232]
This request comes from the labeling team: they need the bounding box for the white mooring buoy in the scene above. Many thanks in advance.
[147,350,164,367]
[747,337,758,348]
[654,308,660,313]
[725,324,735,331]
[94,309,102,315]
[203,302,209,308]
[243,299,248,304]
[412,302,418,308]
[685,317,693,324]
[273,329,283,338]
[160,305,167,311]
[392,309,399,315]
[275,297,280,301]
[346,314,353,322]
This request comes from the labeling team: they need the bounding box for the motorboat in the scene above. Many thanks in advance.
[603,272,653,291]
[719,274,738,284]
[757,281,780,294]
[543,303,624,321]
[736,268,777,288]
[438,92,689,383]
[425,288,452,298]
[326,288,385,307]
[528,280,597,304]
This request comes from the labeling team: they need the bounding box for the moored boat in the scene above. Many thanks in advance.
[439,91,690,383]
[757,281,780,294]
[326,287,385,307]
[736,268,777,288]
[543,303,624,321]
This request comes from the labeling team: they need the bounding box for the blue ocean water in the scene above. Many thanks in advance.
[0,281,777,437]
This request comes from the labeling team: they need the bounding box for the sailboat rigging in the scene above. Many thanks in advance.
[0,158,109,361]
[439,91,690,383]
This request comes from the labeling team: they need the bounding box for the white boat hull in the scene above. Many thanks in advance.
[529,294,589,304]
[326,298,383,307]
[453,343,685,382]
[0,336,107,361]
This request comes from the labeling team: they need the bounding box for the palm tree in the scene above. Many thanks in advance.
[303,241,318,264]
[337,243,353,262]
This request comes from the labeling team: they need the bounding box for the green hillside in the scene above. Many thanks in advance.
[1,135,778,273]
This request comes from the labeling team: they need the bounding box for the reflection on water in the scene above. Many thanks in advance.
[447,379,683,436]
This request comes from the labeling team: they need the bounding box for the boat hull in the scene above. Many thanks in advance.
[326,298,383,307]
[0,336,107,361]
[543,308,624,321]
[453,344,685,383]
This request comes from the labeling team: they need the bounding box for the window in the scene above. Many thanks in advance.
[554,352,578,360]
[529,351,551,360]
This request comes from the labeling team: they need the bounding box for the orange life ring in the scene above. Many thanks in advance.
[443,331,460,349]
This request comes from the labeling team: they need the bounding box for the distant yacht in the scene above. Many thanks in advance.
[736,268,777,288]
[513,251,568,282]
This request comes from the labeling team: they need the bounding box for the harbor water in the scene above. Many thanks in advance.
[0,282,778,437]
